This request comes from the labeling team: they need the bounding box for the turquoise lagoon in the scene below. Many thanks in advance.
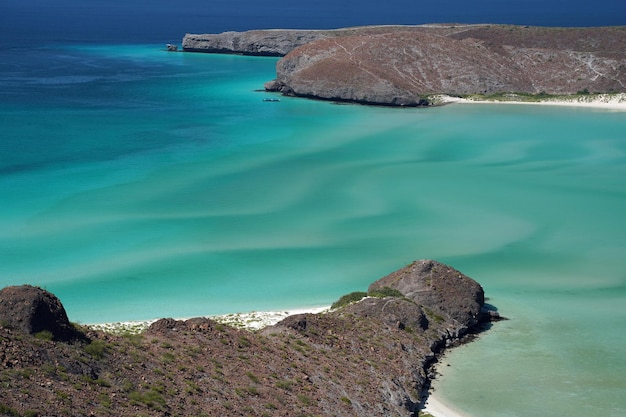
[1,45,625,416]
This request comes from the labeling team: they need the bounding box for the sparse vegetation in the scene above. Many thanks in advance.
[275,379,293,391]
[81,375,111,387]
[331,291,367,309]
[368,287,404,298]
[160,341,174,349]
[84,339,108,359]
[238,335,251,348]
[246,371,260,383]
[331,287,406,310]
[0,403,19,416]
[129,388,166,409]
[459,91,623,104]
[33,330,53,341]
[97,392,112,408]
[297,394,312,406]
[461,91,554,102]
[423,307,445,324]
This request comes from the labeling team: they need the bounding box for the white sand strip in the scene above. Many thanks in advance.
[87,306,330,334]
[421,392,473,417]
[432,93,626,110]
[211,306,329,330]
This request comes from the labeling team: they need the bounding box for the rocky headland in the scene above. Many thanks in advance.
[183,24,625,106]
[0,260,501,416]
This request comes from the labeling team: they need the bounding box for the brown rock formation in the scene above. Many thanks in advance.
[0,260,499,416]
[369,260,484,331]
[266,25,625,105]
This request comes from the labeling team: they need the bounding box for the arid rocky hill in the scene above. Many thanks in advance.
[0,260,501,417]
[183,25,625,106]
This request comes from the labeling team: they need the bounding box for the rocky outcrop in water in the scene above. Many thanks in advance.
[182,25,625,106]
[0,260,500,416]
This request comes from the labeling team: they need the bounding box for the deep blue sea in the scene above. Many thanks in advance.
[1,1,626,417]
[2,0,625,46]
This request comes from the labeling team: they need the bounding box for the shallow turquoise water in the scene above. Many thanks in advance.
[1,45,625,416]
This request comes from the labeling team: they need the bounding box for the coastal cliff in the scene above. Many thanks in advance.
[183,25,625,106]
[0,260,500,416]
[182,29,331,56]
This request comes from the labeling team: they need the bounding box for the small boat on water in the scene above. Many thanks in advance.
[263,98,280,102]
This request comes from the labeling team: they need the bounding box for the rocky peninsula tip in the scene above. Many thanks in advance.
[1,260,502,416]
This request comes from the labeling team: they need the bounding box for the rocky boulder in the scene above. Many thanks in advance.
[276,259,489,350]
[0,285,81,341]
[369,260,485,331]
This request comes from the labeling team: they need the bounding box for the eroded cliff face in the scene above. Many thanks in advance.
[182,24,625,106]
[0,260,499,417]
[182,29,332,56]
[181,26,430,56]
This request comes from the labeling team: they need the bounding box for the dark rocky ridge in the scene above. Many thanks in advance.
[0,260,501,416]
[183,25,625,106]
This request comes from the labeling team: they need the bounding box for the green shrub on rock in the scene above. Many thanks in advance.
[330,291,368,309]
[331,286,406,310]
[368,287,404,299]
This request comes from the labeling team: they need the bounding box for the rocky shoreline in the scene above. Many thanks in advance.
[1,260,502,416]
[182,24,626,107]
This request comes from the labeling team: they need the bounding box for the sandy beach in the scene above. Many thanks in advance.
[421,392,473,417]
[432,93,626,110]
[87,305,330,334]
